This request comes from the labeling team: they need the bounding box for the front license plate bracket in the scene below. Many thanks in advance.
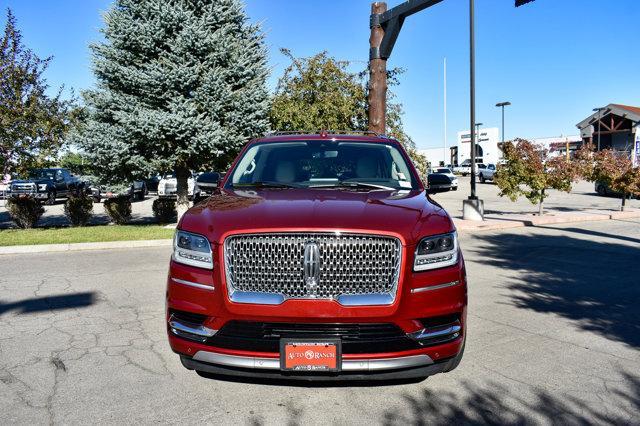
[280,339,342,372]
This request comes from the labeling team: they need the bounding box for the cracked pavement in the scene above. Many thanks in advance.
[0,219,638,425]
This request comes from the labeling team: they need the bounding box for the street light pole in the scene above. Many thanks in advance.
[496,101,511,144]
[469,0,477,200]
[462,0,484,221]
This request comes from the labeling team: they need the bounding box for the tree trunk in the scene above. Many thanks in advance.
[175,165,191,221]
[538,189,545,216]
[621,193,627,212]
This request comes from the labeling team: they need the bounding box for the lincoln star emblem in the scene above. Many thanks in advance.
[303,242,321,290]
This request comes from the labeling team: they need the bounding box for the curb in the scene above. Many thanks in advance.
[0,239,172,255]
[454,209,640,233]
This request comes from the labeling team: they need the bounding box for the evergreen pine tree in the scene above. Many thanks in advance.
[77,0,269,217]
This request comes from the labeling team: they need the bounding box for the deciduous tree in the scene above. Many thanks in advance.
[494,139,577,215]
[0,9,73,177]
[76,0,270,218]
[575,144,640,211]
[270,49,427,176]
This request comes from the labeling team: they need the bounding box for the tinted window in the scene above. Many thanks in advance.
[228,141,418,190]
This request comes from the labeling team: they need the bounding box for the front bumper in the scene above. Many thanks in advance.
[179,351,461,381]
[167,242,467,380]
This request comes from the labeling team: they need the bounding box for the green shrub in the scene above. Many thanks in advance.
[103,196,131,224]
[6,196,45,229]
[64,193,94,226]
[152,198,177,224]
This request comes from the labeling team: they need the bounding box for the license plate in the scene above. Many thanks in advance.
[280,339,341,372]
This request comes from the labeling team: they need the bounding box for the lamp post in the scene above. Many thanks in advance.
[593,107,605,151]
[462,0,484,220]
[496,101,511,144]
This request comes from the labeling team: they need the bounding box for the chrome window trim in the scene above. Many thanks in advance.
[192,351,433,372]
[171,277,214,291]
[223,232,402,306]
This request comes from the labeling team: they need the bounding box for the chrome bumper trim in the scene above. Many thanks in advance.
[171,277,214,291]
[192,351,434,371]
[410,280,460,294]
[169,315,217,341]
[228,290,395,306]
[407,324,461,341]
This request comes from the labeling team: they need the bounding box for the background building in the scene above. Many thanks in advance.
[576,104,640,165]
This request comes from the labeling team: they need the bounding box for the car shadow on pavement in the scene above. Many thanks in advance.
[469,230,640,348]
[0,292,96,316]
[381,373,639,425]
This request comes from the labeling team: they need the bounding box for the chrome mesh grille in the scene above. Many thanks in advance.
[224,233,402,299]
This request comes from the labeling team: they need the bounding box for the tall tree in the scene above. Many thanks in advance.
[270,50,427,176]
[77,0,270,217]
[0,9,73,178]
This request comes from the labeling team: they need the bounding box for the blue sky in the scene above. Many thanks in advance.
[2,0,638,149]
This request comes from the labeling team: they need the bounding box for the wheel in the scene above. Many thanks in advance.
[596,184,607,196]
[45,191,56,205]
[462,173,468,177]
[479,174,485,183]
[452,186,458,191]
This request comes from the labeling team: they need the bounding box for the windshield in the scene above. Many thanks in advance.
[227,141,418,190]
[435,168,452,174]
[28,169,56,180]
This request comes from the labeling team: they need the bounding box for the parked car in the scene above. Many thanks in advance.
[453,160,471,176]
[9,168,85,204]
[430,167,458,190]
[158,173,195,199]
[102,180,148,201]
[167,132,466,381]
[144,174,162,193]
[478,163,497,183]
[595,181,638,198]
[427,173,456,192]
[193,172,221,202]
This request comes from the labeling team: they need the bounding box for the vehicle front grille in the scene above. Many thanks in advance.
[10,183,37,193]
[224,233,402,299]
[208,321,421,354]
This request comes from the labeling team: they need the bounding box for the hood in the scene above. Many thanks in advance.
[11,178,51,185]
[180,188,454,246]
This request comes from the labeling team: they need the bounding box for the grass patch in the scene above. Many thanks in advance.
[0,225,174,246]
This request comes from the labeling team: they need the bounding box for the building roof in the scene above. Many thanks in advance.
[611,104,640,116]
[576,103,640,130]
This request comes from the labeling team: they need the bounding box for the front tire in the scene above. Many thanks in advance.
[596,184,607,196]
[479,174,486,183]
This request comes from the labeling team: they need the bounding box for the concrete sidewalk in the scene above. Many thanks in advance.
[453,208,640,232]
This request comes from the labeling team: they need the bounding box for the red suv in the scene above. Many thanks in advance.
[167,132,467,381]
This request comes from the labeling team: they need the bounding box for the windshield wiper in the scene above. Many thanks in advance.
[232,181,299,189]
[310,181,395,191]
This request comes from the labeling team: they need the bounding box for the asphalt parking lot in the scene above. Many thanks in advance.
[1,219,638,425]
[430,178,640,218]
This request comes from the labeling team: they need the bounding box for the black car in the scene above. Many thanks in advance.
[194,172,221,202]
[427,173,455,192]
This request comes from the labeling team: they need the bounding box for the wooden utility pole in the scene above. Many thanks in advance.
[368,2,387,134]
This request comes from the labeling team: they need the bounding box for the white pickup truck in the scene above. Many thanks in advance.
[453,161,472,176]
[478,163,497,183]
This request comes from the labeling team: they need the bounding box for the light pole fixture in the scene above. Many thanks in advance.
[462,0,484,221]
[593,107,605,151]
[496,101,511,144]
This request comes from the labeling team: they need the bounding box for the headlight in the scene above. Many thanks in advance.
[414,232,458,271]
[172,230,213,269]
[38,184,48,191]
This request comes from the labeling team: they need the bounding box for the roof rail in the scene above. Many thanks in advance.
[266,130,388,138]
